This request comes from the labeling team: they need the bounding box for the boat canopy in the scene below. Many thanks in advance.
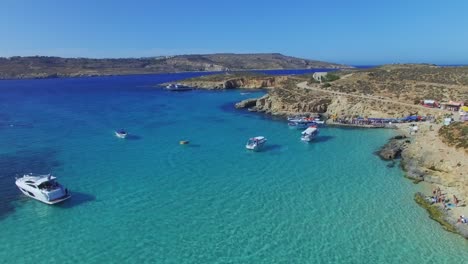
[21,174,56,185]
[252,136,265,140]
[302,126,317,134]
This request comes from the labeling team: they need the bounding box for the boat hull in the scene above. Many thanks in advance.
[246,144,263,151]
[115,132,127,138]
[166,87,192,92]
[15,182,71,205]
[301,127,319,142]
[246,138,267,151]
[301,136,316,142]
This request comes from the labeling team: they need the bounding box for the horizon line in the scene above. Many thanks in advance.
[1,53,467,66]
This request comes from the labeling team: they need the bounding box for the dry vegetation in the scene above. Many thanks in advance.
[310,65,468,105]
[181,71,269,82]
[0,54,350,79]
[439,122,468,152]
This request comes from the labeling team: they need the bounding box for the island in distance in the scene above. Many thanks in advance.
[0,53,352,80]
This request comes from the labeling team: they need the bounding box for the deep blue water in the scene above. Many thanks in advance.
[0,72,467,263]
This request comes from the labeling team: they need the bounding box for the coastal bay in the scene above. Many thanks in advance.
[1,72,468,263]
[179,64,468,238]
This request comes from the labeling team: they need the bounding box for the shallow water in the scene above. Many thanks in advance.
[0,73,467,263]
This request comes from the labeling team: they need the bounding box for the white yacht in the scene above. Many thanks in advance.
[15,173,71,204]
[166,83,192,91]
[313,118,325,125]
[115,129,128,139]
[246,136,267,151]
[301,126,319,142]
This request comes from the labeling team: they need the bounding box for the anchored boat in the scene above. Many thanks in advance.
[246,136,267,151]
[287,116,324,129]
[288,121,313,129]
[166,83,192,91]
[15,173,71,204]
[115,129,128,139]
[301,126,319,142]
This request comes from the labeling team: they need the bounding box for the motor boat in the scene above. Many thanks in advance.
[15,173,71,204]
[287,115,308,122]
[288,115,325,125]
[288,120,317,129]
[313,118,325,125]
[301,126,319,142]
[246,136,267,151]
[166,83,192,91]
[115,129,128,139]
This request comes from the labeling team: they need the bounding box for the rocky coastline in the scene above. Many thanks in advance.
[178,64,468,238]
[377,123,468,238]
[172,74,290,90]
[231,70,468,238]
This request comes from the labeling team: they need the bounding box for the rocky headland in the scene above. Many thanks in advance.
[173,72,290,90]
[231,64,467,119]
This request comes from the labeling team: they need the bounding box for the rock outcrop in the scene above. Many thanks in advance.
[253,93,331,115]
[178,76,289,90]
[377,135,409,160]
[235,98,258,109]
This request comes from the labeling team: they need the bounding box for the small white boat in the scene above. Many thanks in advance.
[301,126,319,142]
[288,116,325,125]
[288,120,316,129]
[115,130,128,139]
[313,118,325,125]
[287,115,308,122]
[246,136,267,151]
[166,83,192,91]
[15,173,71,204]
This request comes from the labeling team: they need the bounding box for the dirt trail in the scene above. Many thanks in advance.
[296,81,448,114]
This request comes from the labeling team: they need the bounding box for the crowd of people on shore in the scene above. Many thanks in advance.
[429,187,462,211]
[331,117,386,127]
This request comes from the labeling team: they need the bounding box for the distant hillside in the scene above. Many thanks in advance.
[0,53,351,80]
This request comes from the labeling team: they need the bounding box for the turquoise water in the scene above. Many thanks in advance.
[0,74,467,263]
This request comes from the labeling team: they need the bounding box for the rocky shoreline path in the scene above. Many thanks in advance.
[296,81,447,113]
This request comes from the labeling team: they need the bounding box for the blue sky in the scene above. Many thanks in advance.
[1,0,467,65]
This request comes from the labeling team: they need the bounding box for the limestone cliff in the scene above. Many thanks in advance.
[176,74,289,90]
[240,86,441,119]
[253,92,331,115]
[400,123,468,189]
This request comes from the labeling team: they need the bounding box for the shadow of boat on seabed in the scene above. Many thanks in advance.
[314,135,334,143]
[56,191,96,209]
[125,134,142,140]
[261,144,283,152]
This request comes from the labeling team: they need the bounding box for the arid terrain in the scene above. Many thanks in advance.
[0,53,351,80]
